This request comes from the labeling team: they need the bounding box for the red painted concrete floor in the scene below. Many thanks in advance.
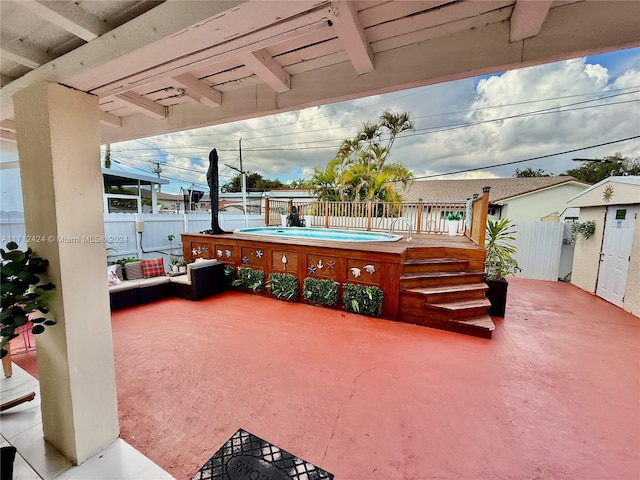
[13,278,640,479]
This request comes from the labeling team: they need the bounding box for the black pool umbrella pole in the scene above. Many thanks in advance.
[202,148,230,235]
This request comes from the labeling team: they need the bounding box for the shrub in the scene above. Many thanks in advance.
[303,277,339,306]
[223,264,236,287]
[267,273,299,301]
[342,283,383,316]
[232,267,264,292]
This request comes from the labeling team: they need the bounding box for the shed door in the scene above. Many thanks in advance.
[596,206,637,307]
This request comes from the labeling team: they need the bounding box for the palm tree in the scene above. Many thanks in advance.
[313,110,414,203]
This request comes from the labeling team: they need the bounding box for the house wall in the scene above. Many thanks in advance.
[570,207,605,294]
[623,211,640,316]
[501,184,588,221]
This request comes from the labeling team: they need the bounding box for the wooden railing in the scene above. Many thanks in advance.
[264,197,488,241]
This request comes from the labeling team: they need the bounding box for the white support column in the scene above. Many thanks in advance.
[151,186,159,213]
[13,82,119,465]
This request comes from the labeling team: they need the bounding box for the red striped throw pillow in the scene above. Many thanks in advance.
[141,258,165,278]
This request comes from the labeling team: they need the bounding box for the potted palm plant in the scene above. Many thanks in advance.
[484,219,520,317]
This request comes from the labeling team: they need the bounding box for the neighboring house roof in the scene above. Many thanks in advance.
[400,176,589,203]
[265,189,315,199]
[566,175,640,208]
[102,168,169,185]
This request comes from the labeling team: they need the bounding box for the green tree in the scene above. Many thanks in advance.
[287,178,314,190]
[514,167,553,177]
[311,110,415,202]
[562,154,639,183]
[221,172,287,193]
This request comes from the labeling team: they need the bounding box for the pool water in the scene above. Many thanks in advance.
[235,227,402,242]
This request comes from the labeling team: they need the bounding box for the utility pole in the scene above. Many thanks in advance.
[239,138,248,227]
[225,140,249,227]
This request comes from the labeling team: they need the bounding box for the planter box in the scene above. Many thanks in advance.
[485,278,508,317]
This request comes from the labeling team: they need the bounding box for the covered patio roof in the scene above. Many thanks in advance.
[2,0,639,147]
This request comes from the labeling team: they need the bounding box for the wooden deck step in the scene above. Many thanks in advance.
[399,271,485,288]
[446,315,495,339]
[402,258,469,272]
[424,298,491,311]
[404,283,488,296]
[396,313,495,339]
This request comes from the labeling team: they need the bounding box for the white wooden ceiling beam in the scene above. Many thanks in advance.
[0,120,16,131]
[330,1,374,75]
[242,49,291,93]
[171,73,222,108]
[92,10,331,99]
[0,42,52,70]
[0,130,17,143]
[114,92,166,120]
[510,0,553,42]
[0,161,20,168]
[20,0,109,42]
[100,111,121,128]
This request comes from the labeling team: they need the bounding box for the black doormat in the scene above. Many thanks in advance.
[190,428,334,480]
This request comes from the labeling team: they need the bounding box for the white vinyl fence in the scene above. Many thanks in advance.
[512,220,572,281]
[1,212,574,281]
[0,212,264,262]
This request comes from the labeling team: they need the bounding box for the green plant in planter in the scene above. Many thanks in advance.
[116,256,139,266]
[446,212,462,221]
[303,277,339,306]
[342,284,384,316]
[267,273,299,301]
[1,242,56,359]
[570,220,596,244]
[232,267,265,292]
[485,219,521,281]
[484,219,520,318]
[223,264,237,287]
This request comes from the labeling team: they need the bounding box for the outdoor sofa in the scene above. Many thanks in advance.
[107,258,226,310]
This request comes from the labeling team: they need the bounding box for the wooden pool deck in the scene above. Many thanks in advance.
[182,231,494,338]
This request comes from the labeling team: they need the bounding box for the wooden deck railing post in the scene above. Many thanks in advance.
[264,197,270,226]
[478,186,491,248]
[416,202,423,234]
[366,201,372,231]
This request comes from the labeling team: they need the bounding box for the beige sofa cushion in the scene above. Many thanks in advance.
[124,261,144,280]
[128,276,171,287]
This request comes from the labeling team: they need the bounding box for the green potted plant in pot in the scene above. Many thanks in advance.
[1,242,56,377]
[446,212,462,236]
[484,219,521,317]
[167,234,180,272]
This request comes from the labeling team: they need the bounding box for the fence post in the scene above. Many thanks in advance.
[324,201,329,228]
[478,186,490,248]
[264,197,270,226]
[416,202,423,234]
[134,213,143,258]
[366,201,372,231]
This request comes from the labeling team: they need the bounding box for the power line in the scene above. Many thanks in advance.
[113,88,640,154]
[405,135,640,181]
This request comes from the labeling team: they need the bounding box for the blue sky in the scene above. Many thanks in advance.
[1,47,639,209]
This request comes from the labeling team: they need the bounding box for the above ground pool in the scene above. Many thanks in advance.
[234,227,402,242]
